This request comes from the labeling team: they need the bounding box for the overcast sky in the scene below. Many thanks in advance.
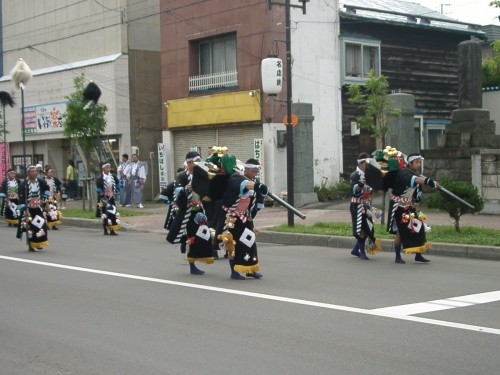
[415,0,499,26]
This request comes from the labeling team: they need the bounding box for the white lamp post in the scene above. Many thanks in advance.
[10,58,32,178]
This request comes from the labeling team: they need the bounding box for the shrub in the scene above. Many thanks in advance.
[426,179,484,232]
[314,177,350,202]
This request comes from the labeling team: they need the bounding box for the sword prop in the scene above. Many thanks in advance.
[233,168,306,220]
[435,185,475,210]
[406,169,476,210]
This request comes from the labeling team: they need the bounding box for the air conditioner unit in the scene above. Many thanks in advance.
[277,130,287,147]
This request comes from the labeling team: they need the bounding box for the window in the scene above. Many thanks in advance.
[414,117,448,150]
[189,34,238,92]
[341,37,380,84]
[199,34,236,75]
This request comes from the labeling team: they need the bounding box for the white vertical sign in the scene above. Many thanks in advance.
[158,143,168,190]
[253,138,264,183]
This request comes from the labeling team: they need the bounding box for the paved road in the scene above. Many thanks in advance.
[1,225,499,374]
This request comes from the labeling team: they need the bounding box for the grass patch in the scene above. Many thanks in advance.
[268,222,500,247]
[61,208,151,219]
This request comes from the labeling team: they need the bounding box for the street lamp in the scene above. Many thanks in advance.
[10,58,32,179]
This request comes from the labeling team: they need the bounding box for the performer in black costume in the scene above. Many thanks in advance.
[44,167,63,230]
[387,153,440,263]
[96,162,121,235]
[349,153,381,260]
[18,165,50,251]
[220,158,267,280]
[1,169,22,227]
[166,151,214,275]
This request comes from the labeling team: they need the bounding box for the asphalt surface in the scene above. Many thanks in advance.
[61,197,500,261]
[1,225,499,374]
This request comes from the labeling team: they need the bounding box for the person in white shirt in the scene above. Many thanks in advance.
[128,154,147,208]
[117,154,131,207]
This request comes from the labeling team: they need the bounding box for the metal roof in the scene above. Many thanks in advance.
[339,0,485,38]
[0,53,123,82]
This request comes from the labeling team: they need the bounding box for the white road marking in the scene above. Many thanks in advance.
[1,255,499,336]
[372,291,500,316]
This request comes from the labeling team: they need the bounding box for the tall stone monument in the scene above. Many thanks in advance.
[422,41,500,214]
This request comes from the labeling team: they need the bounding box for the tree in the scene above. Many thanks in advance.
[63,74,107,152]
[63,74,107,208]
[63,74,107,176]
[482,41,500,87]
[426,179,484,232]
[482,2,500,86]
[346,71,400,149]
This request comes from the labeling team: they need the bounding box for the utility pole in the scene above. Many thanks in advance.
[268,0,308,227]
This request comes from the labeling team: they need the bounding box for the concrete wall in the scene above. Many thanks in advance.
[482,90,500,134]
[292,0,343,185]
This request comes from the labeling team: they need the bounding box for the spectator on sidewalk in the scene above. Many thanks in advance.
[117,154,131,207]
[128,153,147,208]
[65,159,77,200]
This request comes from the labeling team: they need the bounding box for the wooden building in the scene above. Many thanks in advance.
[339,0,485,174]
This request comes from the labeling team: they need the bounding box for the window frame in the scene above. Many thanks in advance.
[198,33,237,76]
[340,36,381,85]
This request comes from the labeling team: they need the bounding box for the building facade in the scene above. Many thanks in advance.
[160,0,342,196]
[0,0,162,199]
[338,0,485,173]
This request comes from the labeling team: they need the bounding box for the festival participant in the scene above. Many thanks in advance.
[0,169,22,227]
[160,166,185,230]
[18,165,50,252]
[96,162,121,236]
[166,151,214,275]
[220,158,268,280]
[349,153,381,260]
[44,167,63,230]
[387,153,440,263]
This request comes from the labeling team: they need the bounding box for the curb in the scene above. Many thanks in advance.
[62,218,500,261]
[256,232,500,261]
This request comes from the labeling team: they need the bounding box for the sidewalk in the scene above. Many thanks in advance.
[62,198,500,261]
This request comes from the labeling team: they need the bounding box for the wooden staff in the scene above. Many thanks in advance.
[406,169,475,210]
[233,168,306,220]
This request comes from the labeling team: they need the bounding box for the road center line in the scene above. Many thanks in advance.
[372,291,500,316]
[2,255,499,336]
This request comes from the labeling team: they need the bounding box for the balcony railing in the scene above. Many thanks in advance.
[188,69,238,92]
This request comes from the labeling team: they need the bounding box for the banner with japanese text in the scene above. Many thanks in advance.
[0,144,10,178]
[24,101,67,135]
[158,143,168,190]
[253,138,264,183]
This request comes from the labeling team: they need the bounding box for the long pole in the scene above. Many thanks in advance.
[20,84,26,179]
[2,105,6,179]
[285,0,294,227]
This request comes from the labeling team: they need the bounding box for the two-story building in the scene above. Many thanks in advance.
[0,0,162,199]
[339,0,485,173]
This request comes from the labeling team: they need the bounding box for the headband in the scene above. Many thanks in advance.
[357,158,370,164]
[101,163,111,168]
[407,155,423,163]
[244,163,261,170]
[186,156,202,162]
[27,165,36,171]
